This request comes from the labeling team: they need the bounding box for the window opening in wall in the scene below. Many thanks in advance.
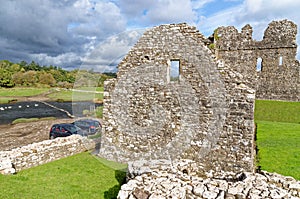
[170,60,180,81]
[256,57,262,72]
[279,56,283,66]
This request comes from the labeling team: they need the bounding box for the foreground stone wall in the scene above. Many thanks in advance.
[118,160,300,199]
[0,135,95,174]
[215,19,300,101]
[100,23,256,178]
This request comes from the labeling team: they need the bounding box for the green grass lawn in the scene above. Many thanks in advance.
[0,152,127,199]
[255,100,300,180]
[0,87,50,104]
[0,97,15,104]
[47,89,103,102]
[255,100,300,123]
[0,87,104,103]
[256,121,300,179]
[0,87,50,97]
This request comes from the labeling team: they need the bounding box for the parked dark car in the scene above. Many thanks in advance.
[72,119,101,135]
[49,123,84,139]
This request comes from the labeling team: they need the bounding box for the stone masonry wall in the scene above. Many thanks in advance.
[0,135,95,174]
[99,23,256,178]
[214,19,299,101]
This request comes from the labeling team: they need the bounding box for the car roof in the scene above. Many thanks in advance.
[52,123,75,127]
[75,119,99,122]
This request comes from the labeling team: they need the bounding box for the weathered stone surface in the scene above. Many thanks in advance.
[118,164,300,199]
[0,158,15,174]
[0,135,95,174]
[214,19,299,101]
[100,23,256,178]
[100,20,299,198]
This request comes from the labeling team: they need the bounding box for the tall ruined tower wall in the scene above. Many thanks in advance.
[215,20,299,101]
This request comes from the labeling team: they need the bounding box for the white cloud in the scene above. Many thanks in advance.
[30,52,81,68]
[80,29,145,72]
[142,0,196,24]
[191,0,215,10]
[198,0,300,37]
[119,0,203,26]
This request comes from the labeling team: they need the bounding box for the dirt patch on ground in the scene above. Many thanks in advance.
[0,118,76,151]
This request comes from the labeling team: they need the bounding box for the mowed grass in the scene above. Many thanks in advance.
[255,100,300,180]
[255,100,300,123]
[0,87,50,97]
[0,97,14,104]
[47,89,103,102]
[0,152,127,199]
[0,87,103,103]
[256,121,300,179]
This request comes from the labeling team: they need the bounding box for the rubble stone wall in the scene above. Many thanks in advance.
[118,160,300,199]
[0,135,95,174]
[215,20,300,101]
[100,23,256,178]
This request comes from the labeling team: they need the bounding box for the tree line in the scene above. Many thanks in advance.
[0,60,115,88]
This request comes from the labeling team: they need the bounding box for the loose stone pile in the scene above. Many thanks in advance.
[118,160,300,199]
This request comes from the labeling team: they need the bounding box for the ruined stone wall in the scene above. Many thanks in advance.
[100,23,256,178]
[0,135,95,174]
[118,160,300,198]
[215,20,299,101]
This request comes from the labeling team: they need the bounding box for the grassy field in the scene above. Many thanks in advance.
[0,87,103,104]
[0,97,15,104]
[255,100,300,123]
[0,87,50,103]
[0,87,50,97]
[0,152,127,199]
[47,89,103,102]
[255,100,300,180]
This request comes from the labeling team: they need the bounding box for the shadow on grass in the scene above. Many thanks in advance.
[104,169,127,199]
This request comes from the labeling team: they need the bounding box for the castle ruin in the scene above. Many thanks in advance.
[214,19,299,101]
[99,19,300,198]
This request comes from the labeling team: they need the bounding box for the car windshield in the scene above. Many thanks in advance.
[65,125,79,133]
[91,121,100,127]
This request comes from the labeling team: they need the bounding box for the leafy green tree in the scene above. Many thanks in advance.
[38,72,56,86]
[12,71,24,85]
[0,68,14,87]
[22,71,37,86]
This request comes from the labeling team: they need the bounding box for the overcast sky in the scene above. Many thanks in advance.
[1,0,300,72]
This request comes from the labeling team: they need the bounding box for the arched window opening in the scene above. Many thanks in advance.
[256,57,262,72]
[279,56,283,66]
[170,60,180,82]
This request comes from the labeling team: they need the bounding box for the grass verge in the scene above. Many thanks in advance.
[0,152,127,199]
[0,98,16,104]
[255,100,300,123]
[0,87,50,97]
[12,117,56,125]
[255,100,300,180]
[256,121,300,180]
[48,89,103,102]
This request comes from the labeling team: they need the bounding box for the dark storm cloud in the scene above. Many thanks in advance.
[0,0,126,69]
[1,0,300,71]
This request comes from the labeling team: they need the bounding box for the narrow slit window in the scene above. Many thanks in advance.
[279,56,283,66]
[256,57,262,72]
[170,60,180,81]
